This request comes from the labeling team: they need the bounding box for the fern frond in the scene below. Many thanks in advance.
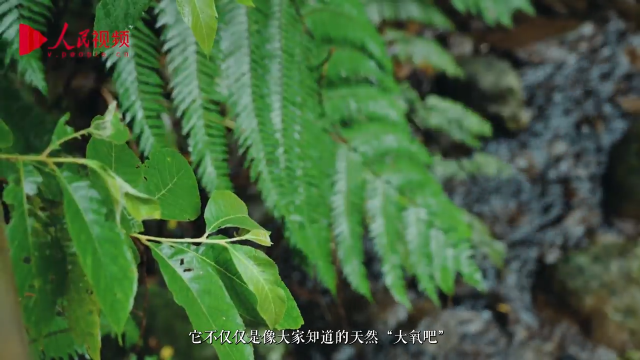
[323,48,398,91]
[415,95,493,148]
[384,29,463,78]
[304,2,392,73]
[363,0,454,29]
[451,0,535,27]
[219,0,337,291]
[0,0,51,94]
[105,17,172,155]
[324,85,407,125]
[157,0,231,193]
[365,178,410,307]
[332,146,370,299]
[307,0,496,304]
[430,153,514,181]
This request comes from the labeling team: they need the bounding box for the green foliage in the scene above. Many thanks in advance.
[0,0,534,358]
[1,107,300,359]
[94,0,151,34]
[0,0,51,94]
[384,29,463,78]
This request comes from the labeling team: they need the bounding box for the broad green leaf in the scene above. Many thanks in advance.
[141,148,201,221]
[86,138,150,230]
[92,161,161,221]
[35,316,86,359]
[430,228,456,295]
[65,258,101,360]
[89,102,130,144]
[201,243,264,326]
[47,113,73,152]
[176,0,219,53]
[226,245,286,328]
[0,118,13,148]
[86,138,143,188]
[205,190,264,233]
[331,146,371,299]
[56,166,138,333]
[235,0,254,6]
[94,0,151,35]
[275,282,303,330]
[5,163,59,334]
[150,243,254,360]
[240,229,272,246]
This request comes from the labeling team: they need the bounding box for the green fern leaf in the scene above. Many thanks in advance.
[403,206,441,306]
[365,179,410,308]
[331,146,370,299]
[0,0,51,94]
[384,29,463,77]
[364,0,454,29]
[324,86,407,125]
[304,2,392,73]
[219,0,336,291]
[323,48,398,91]
[157,0,231,193]
[416,95,493,148]
[451,0,535,27]
[105,18,173,155]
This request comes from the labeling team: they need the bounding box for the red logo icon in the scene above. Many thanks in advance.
[19,24,47,56]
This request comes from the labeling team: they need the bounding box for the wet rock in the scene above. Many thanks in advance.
[554,240,640,352]
[445,13,636,345]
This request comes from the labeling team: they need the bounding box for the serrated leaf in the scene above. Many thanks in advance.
[384,29,463,78]
[430,228,456,295]
[416,95,492,149]
[331,146,371,299]
[366,180,410,308]
[141,148,201,221]
[56,166,137,333]
[65,259,101,360]
[150,243,254,360]
[226,244,286,328]
[275,282,303,330]
[48,113,73,152]
[35,316,86,359]
[0,118,13,148]
[89,102,130,144]
[94,0,151,35]
[403,206,441,306]
[204,190,265,234]
[5,163,59,335]
[176,0,218,53]
[457,248,485,291]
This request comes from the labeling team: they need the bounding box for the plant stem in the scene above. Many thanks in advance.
[41,128,91,157]
[130,233,243,245]
[0,153,87,166]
